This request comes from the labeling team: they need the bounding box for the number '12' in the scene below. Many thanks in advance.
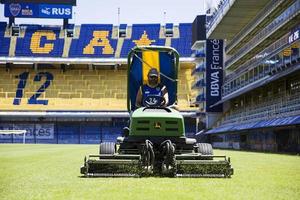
[13,72,53,105]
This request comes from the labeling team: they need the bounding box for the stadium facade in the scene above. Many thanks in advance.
[203,0,300,152]
[0,22,198,144]
[1,0,299,153]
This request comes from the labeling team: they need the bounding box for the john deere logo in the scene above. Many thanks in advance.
[154,122,161,129]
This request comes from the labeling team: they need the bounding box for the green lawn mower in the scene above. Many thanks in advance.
[80,46,233,177]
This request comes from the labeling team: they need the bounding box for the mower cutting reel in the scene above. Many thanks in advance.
[81,141,233,178]
[81,154,142,177]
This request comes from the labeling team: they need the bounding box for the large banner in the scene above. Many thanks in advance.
[4,3,72,18]
[206,39,223,112]
[0,124,54,139]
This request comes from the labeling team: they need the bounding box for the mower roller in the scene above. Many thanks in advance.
[80,46,233,178]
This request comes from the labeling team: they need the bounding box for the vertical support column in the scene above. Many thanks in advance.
[63,19,69,30]
[9,17,15,27]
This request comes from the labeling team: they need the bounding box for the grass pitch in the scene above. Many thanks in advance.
[0,144,299,200]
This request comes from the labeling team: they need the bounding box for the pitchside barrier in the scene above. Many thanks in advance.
[0,121,197,144]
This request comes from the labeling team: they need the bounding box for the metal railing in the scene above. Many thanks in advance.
[225,0,300,69]
[222,91,300,125]
[225,32,290,82]
[222,40,300,97]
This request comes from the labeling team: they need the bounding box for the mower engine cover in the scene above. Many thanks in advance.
[129,107,185,137]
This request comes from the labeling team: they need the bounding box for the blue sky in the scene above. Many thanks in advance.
[0,0,219,25]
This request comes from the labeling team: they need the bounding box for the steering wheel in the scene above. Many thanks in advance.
[143,95,166,107]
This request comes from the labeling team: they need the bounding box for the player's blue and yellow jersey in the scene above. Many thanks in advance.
[141,83,164,103]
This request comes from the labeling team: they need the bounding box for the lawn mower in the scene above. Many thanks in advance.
[80,46,233,177]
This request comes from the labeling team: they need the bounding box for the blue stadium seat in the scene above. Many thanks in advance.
[69,24,117,58]
[119,24,127,37]
[119,24,127,30]
[192,63,205,75]
[101,127,122,142]
[165,23,173,29]
[66,23,75,29]
[15,25,64,57]
[80,125,101,144]
[120,24,165,57]
[57,124,80,144]
[171,23,192,57]
[9,23,194,58]
[0,22,10,56]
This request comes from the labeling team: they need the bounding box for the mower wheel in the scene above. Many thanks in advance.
[99,142,116,155]
[196,143,213,155]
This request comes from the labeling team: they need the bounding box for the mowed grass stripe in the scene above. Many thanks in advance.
[0,144,299,200]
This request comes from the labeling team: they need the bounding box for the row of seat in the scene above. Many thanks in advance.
[15,27,64,57]
[221,91,300,126]
[120,24,166,57]
[0,22,193,57]
[223,45,300,97]
[0,67,196,111]
[69,24,117,58]
[0,22,10,56]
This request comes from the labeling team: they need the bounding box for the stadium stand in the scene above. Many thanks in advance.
[223,39,300,97]
[0,21,197,144]
[120,24,166,57]
[0,66,128,111]
[0,23,193,58]
[219,75,300,127]
[69,24,117,57]
[15,25,64,57]
[118,24,127,37]
[177,67,196,109]
[79,124,102,144]
[0,65,195,111]
[0,22,10,56]
[164,23,174,37]
[225,1,300,70]
[203,0,300,152]
[171,23,193,56]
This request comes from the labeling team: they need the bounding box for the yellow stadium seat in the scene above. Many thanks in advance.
[6,92,16,98]
[77,89,93,98]
[54,84,72,91]
[82,75,100,81]
[58,92,72,98]
[89,84,104,91]
[0,92,6,98]
[0,68,195,111]
[45,90,60,98]
[92,93,105,99]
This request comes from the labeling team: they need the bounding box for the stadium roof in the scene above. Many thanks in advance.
[207,0,270,42]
